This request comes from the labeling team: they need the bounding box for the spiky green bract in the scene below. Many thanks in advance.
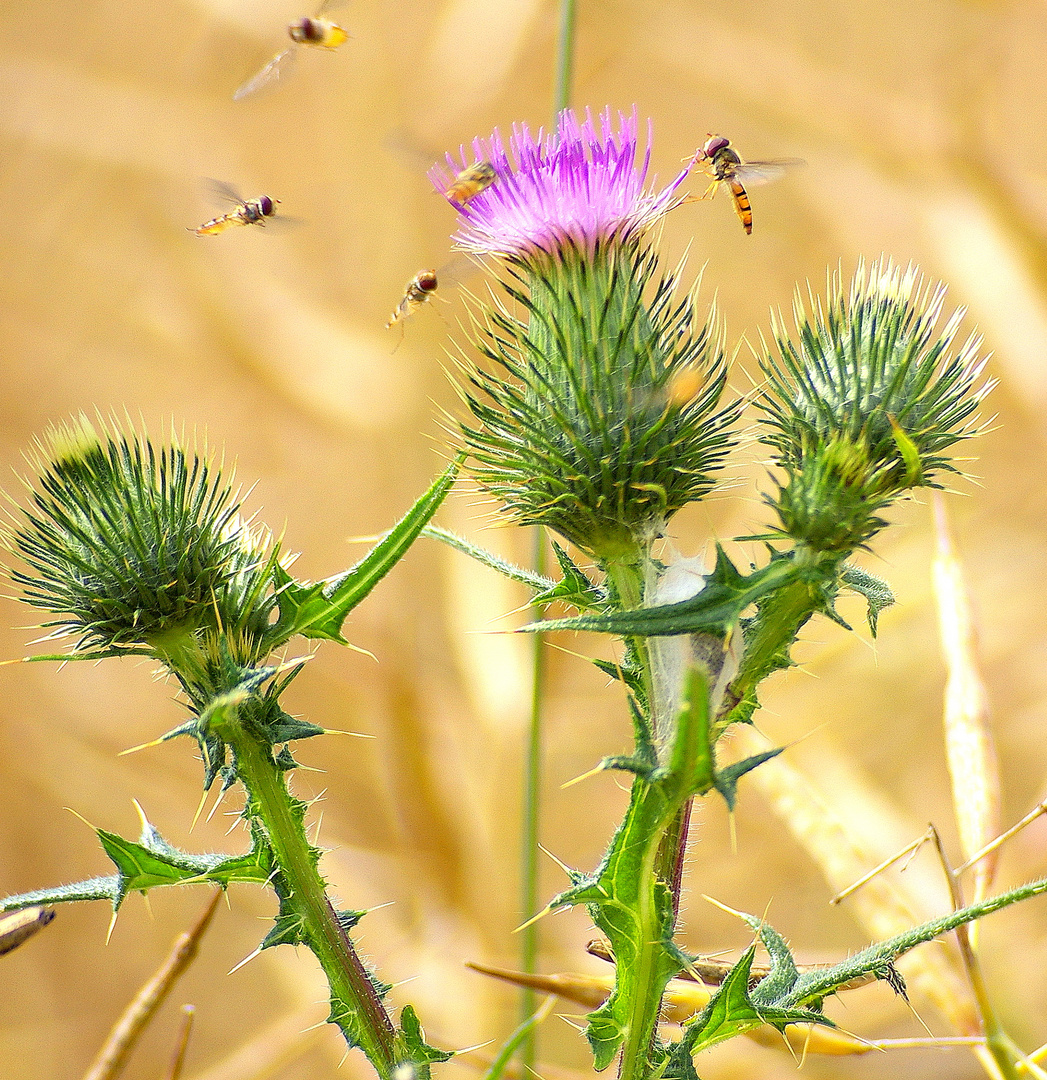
[9,417,279,663]
[458,236,738,563]
[757,260,991,552]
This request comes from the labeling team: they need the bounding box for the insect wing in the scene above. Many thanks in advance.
[233,47,297,101]
[205,179,249,207]
[730,158,806,188]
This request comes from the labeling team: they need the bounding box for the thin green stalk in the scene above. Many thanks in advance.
[518,5,578,1063]
[224,720,398,1078]
[552,0,578,118]
[604,557,654,711]
[518,527,547,1069]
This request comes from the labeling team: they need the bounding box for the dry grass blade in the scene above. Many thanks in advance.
[933,493,1001,904]
[466,960,884,1057]
[81,890,223,1080]
[164,1005,195,1080]
[731,726,981,1034]
[0,906,55,956]
[181,1006,327,1080]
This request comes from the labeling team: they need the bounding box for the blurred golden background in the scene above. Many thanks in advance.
[2,1,1047,1078]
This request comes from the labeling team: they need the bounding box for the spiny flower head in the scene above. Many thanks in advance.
[433,108,739,563]
[758,259,993,551]
[430,106,692,264]
[7,417,282,664]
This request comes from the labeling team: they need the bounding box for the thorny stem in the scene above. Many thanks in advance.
[610,552,684,1080]
[225,720,398,1078]
[616,782,682,1080]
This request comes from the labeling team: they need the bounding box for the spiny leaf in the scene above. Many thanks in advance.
[518,547,798,638]
[397,1004,453,1076]
[840,564,895,636]
[421,526,556,593]
[0,823,271,914]
[266,456,461,647]
[714,748,784,811]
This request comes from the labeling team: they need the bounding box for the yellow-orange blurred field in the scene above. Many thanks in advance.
[2,2,1047,1079]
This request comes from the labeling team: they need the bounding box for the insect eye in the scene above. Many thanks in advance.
[259,196,275,216]
[289,17,324,43]
[418,271,438,292]
[703,135,730,156]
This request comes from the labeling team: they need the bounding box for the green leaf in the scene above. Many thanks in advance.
[421,525,556,593]
[260,873,308,949]
[671,948,820,1062]
[666,666,715,802]
[675,948,764,1055]
[740,919,801,1006]
[840,564,895,636]
[1,817,271,914]
[713,747,784,811]
[518,547,798,639]
[397,1004,453,1076]
[266,456,461,647]
[535,543,605,610]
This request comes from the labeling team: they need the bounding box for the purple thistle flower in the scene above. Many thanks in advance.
[429,106,693,261]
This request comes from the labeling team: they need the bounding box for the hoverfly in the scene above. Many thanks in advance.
[385,255,477,348]
[689,134,804,235]
[233,1,349,101]
[386,268,439,329]
[444,161,497,206]
[190,181,280,236]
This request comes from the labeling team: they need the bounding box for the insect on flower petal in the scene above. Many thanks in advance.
[429,106,696,262]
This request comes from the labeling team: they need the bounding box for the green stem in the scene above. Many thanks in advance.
[604,557,654,712]
[613,781,678,1080]
[618,806,672,1080]
[552,0,578,118]
[518,527,548,1069]
[606,554,682,1080]
[225,720,398,1078]
[718,547,842,735]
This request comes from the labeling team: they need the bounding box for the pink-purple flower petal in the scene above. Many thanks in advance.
[429,106,693,260]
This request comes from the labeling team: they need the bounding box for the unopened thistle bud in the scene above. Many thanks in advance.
[431,107,740,564]
[758,260,992,552]
[7,418,279,670]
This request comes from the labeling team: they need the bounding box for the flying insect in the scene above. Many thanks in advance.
[234,1,348,101]
[690,134,804,234]
[191,181,280,235]
[444,161,497,206]
[386,269,440,329]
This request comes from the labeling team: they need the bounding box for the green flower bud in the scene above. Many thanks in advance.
[757,260,992,551]
[7,418,280,668]
[459,239,738,562]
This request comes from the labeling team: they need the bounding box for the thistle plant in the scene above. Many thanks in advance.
[423,106,1035,1080]
[2,106,1044,1080]
[1,417,460,1080]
